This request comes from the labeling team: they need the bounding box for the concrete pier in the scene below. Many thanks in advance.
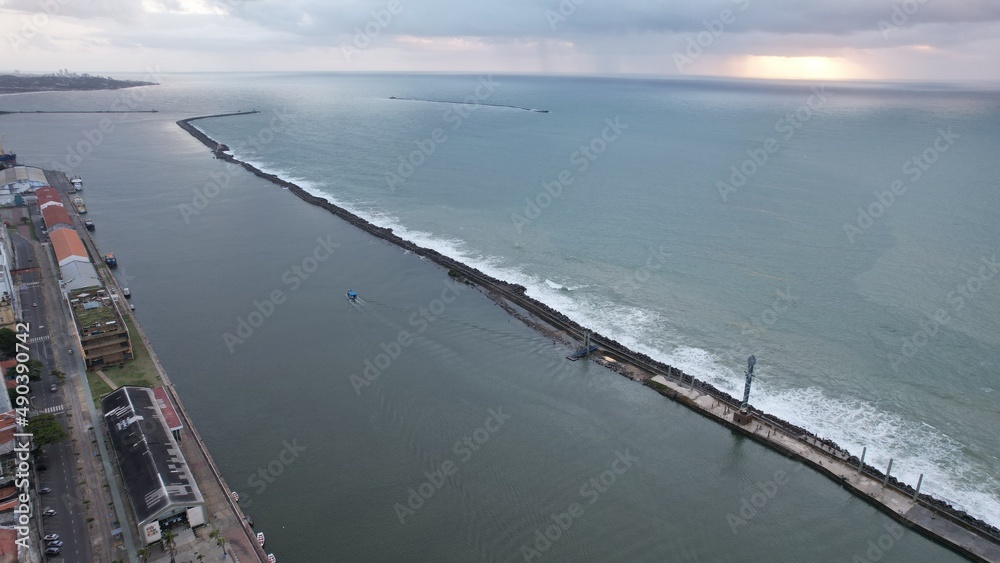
[648,374,1000,563]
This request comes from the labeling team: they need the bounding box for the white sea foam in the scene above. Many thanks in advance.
[244,165,1000,529]
[659,346,1000,528]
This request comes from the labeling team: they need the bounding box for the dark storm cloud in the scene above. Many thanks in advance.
[2,0,998,78]
[216,0,1000,39]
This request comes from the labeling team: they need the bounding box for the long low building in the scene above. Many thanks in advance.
[35,186,74,232]
[34,186,60,206]
[49,228,88,266]
[49,226,102,290]
[101,386,205,545]
[0,226,15,329]
[0,165,46,193]
[59,260,101,292]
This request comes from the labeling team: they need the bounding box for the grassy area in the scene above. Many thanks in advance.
[69,289,120,327]
[99,314,162,390]
[73,304,118,327]
[87,371,113,406]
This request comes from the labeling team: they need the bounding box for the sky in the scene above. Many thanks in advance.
[2,0,1000,82]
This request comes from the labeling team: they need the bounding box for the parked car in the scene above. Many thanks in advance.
[43,534,59,542]
[46,540,63,548]
[45,546,60,555]
[42,508,56,517]
[39,487,52,494]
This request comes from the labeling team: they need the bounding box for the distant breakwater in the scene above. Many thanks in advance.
[0,110,158,115]
[388,96,549,113]
[176,111,1000,559]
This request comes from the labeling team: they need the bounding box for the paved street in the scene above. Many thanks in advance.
[11,225,94,563]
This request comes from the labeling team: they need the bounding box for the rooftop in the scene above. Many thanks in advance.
[70,288,121,330]
[152,387,183,432]
[101,387,203,526]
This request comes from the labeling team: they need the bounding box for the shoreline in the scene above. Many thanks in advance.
[177,111,1000,562]
[43,169,268,563]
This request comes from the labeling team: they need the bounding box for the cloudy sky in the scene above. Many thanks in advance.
[2,0,999,81]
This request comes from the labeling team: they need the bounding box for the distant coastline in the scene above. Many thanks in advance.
[0,74,158,95]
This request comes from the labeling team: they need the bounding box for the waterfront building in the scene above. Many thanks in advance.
[69,287,132,369]
[102,386,206,545]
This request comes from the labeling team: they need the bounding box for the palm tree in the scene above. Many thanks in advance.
[163,529,177,561]
[210,528,228,557]
[137,547,149,562]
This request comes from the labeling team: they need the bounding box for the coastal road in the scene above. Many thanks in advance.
[12,227,93,563]
[45,170,139,561]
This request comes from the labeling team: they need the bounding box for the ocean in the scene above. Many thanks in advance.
[1,72,996,561]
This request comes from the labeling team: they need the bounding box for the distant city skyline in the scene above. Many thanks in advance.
[1,0,999,82]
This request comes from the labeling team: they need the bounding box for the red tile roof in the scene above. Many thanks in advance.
[49,229,88,263]
[153,387,183,432]
[41,203,73,229]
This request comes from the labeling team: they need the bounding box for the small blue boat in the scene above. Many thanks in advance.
[346,290,358,301]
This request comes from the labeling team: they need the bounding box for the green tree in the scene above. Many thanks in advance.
[162,529,177,560]
[6,358,44,382]
[26,413,68,446]
[0,328,16,358]
[210,528,228,556]
[50,369,65,381]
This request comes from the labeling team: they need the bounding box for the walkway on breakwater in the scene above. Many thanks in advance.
[177,111,1000,563]
[179,110,261,123]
